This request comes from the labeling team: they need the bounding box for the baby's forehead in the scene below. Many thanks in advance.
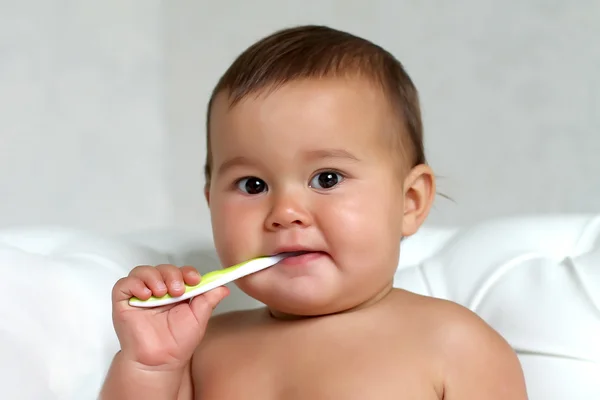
[211,78,398,130]
[213,80,406,149]
[210,100,409,173]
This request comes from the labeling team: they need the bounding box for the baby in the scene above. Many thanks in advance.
[101,25,528,399]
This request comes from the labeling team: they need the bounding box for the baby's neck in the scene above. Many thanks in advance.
[267,281,395,321]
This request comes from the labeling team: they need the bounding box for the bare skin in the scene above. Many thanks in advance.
[193,289,526,400]
[101,76,528,399]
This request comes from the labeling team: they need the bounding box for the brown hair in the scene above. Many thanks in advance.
[204,25,426,187]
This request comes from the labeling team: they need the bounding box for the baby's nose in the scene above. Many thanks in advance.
[264,195,312,230]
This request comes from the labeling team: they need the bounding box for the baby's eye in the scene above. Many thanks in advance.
[309,171,344,190]
[236,177,268,194]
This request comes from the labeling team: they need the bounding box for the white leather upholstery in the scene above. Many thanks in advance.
[0,214,598,399]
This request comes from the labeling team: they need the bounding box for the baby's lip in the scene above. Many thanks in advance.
[271,245,323,257]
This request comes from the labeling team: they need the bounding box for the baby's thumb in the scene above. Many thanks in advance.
[189,286,230,323]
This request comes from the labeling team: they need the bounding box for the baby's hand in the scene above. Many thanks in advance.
[111,264,229,372]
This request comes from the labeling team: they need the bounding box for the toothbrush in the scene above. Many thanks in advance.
[128,252,297,308]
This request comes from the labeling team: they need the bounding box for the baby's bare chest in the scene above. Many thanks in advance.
[194,332,440,400]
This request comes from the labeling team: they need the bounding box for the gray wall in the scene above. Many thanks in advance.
[2,1,599,239]
[1,1,170,233]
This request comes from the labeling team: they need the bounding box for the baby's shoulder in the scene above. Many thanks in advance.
[388,290,527,398]
[389,289,509,351]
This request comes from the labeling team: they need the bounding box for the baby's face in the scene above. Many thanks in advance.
[206,78,422,316]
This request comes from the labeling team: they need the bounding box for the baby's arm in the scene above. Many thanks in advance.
[438,305,528,399]
[100,353,193,400]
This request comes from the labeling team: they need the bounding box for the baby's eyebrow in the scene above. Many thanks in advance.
[303,148,360,162]
[216,156,252,175]
[217,149,360,175]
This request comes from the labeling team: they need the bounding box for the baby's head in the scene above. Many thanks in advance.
[204,25,435,318]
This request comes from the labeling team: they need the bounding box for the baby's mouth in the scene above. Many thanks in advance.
[276,250,329,266]
[267,247,329,262]
[278,250,311,257]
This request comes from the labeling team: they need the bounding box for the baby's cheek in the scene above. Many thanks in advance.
[325,198,381,247]
[327,194,400,265]
[212,202,259,263]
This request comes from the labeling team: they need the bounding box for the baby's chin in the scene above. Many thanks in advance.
[235,278,358,318]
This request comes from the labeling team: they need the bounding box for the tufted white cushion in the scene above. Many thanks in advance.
[0,227,172,399]
[394,215,600,399]
[0,215,598,399]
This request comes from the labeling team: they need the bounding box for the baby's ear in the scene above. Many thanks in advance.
[401,164,435,237]
[204,184,211,206]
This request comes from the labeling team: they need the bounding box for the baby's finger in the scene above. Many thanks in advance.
[156,264,186,297]
[130,265,168,298]
[180,266,201,286]
[112,276,152,304]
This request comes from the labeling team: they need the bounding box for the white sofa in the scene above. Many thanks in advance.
[0,214,598,399]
